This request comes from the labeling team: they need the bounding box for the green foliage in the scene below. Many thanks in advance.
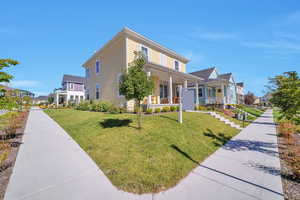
[76,101,91,111]
[48,96,54,104]
[119,51,155,128]
[197,105,206,111]
[145,108,153,114]
[170,106,177,112]
[162,106,170,112]
[0,96,18,111]
[154,108,161,113]
[269,71,300,121]
[0,58,19,83]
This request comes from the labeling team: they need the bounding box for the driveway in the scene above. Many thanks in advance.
[4,109,283,200]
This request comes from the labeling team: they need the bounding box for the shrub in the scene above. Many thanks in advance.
[176,106,180,111]
[154,108,161,113]
[197,106,206,111]
[0,151,9,167]
[162,107,170,112]
[145,108,153,114]
[108,106,120,114]
[76,101,90,111]
[170,106,177,112]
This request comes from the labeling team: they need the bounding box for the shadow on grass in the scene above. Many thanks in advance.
[203,129,232,147]
[170,144,284,197]
[99,118,133,128]
[159,115,178,122]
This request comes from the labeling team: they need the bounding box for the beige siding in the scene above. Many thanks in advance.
[126,38,187,73]
[84,36,127,106]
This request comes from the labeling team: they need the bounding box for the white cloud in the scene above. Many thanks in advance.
[188,28,237,40]
[181,51,205,64]
[9,80,40,88]
[242,40,300,51]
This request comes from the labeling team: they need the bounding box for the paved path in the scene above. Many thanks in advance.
[4,109,283,200]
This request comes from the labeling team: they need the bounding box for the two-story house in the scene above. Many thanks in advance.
[236,82,244,104]
[83,27,203,111]
[190,67,240,106]
[54,74,85,106]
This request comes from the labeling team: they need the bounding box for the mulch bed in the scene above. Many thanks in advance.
[0,111,29,200]
[278,132,300,200]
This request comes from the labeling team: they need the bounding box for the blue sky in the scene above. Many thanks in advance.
[1,0,299,96]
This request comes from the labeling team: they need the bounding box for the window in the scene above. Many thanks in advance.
[159,84,168,98]
[117,73,123,97]
[141,46,148,60]
[86,89,89,100]
[224,85,227,96]
[86,68,90,78]
[160,53,167,66]
[174,60,179,71]
[95,84,100,99]
[80,96,83,101]
[198,88,203,97]
[69,83,74,90]
[70,95,74,101]
[95,60,100,74]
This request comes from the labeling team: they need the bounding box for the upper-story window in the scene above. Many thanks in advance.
[95,60,100,74]
[95,84,100,99]
[69,83,74,90]
[141,46,148,60]
[160,53,167,66]
[174,60,179,71]
[86,68,90,78]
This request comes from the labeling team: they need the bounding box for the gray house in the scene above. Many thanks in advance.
[189,67,240,106]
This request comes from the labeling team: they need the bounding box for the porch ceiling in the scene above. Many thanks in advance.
[145,62,203,83]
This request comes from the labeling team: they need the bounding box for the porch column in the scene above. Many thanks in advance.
[195,82,199,106]
[184,80,188,88]
[221,83,226,109]
[147,71,152,106]
[56,93,59,106]
[168,75,173,104]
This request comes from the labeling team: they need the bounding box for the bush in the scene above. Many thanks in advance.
[145,108,153,114]
[76,101,90,111]
[197,106,206,111]
[108,105,121,114]
[154,108,161,113]
[176,106,180,111]
[170,106,177,112]
[162,107,170,112]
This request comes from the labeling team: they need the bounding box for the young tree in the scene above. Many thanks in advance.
[268,71,300,121]
[119,51,154,129]
[244,91,256,105]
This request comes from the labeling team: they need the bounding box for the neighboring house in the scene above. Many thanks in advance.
[33,95,49,104]
[54,74,85,106]
[82,27,202,111]
[189,67,239,106]
[260,93,272,106]
[236,82,244,104]
[0,84,35,98]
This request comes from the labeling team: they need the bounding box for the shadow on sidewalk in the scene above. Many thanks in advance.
[170,145,284,197]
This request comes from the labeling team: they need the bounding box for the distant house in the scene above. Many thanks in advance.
[189,67,242,106]
[54,74,85,106]
[236,82,244,104]
[260,93,272,106]
[33,96,49,104]
[0,84,35,98]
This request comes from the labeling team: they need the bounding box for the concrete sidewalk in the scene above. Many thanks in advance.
[4,109,283,200]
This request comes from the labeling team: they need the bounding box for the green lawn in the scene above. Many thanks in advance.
[241,106,263,117]
[45,109,239,194]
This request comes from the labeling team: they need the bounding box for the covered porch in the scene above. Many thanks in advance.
[143,62,202,108]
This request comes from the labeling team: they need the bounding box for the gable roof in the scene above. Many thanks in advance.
[62,74,85,84]
[83,27,189,66]
[190,67,216,80]
[218,73,232,81]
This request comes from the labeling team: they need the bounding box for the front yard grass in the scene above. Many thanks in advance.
[217,111,251,128]
[241,106,263,117]
[45,109,239,194]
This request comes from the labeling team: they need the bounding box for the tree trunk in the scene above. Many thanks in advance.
[137,100,142,129]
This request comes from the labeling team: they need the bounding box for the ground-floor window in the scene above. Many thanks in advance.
[96,84,100,99]
[160,84,168,98]
[198,88,203,97]
[86,89,90,100]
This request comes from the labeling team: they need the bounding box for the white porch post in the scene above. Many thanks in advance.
[221,83,226,109]
[147,71,152,107]
[169,75,173,104]
[195,82,199,106]
[184,80,188,88]
[56,93,59,106]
